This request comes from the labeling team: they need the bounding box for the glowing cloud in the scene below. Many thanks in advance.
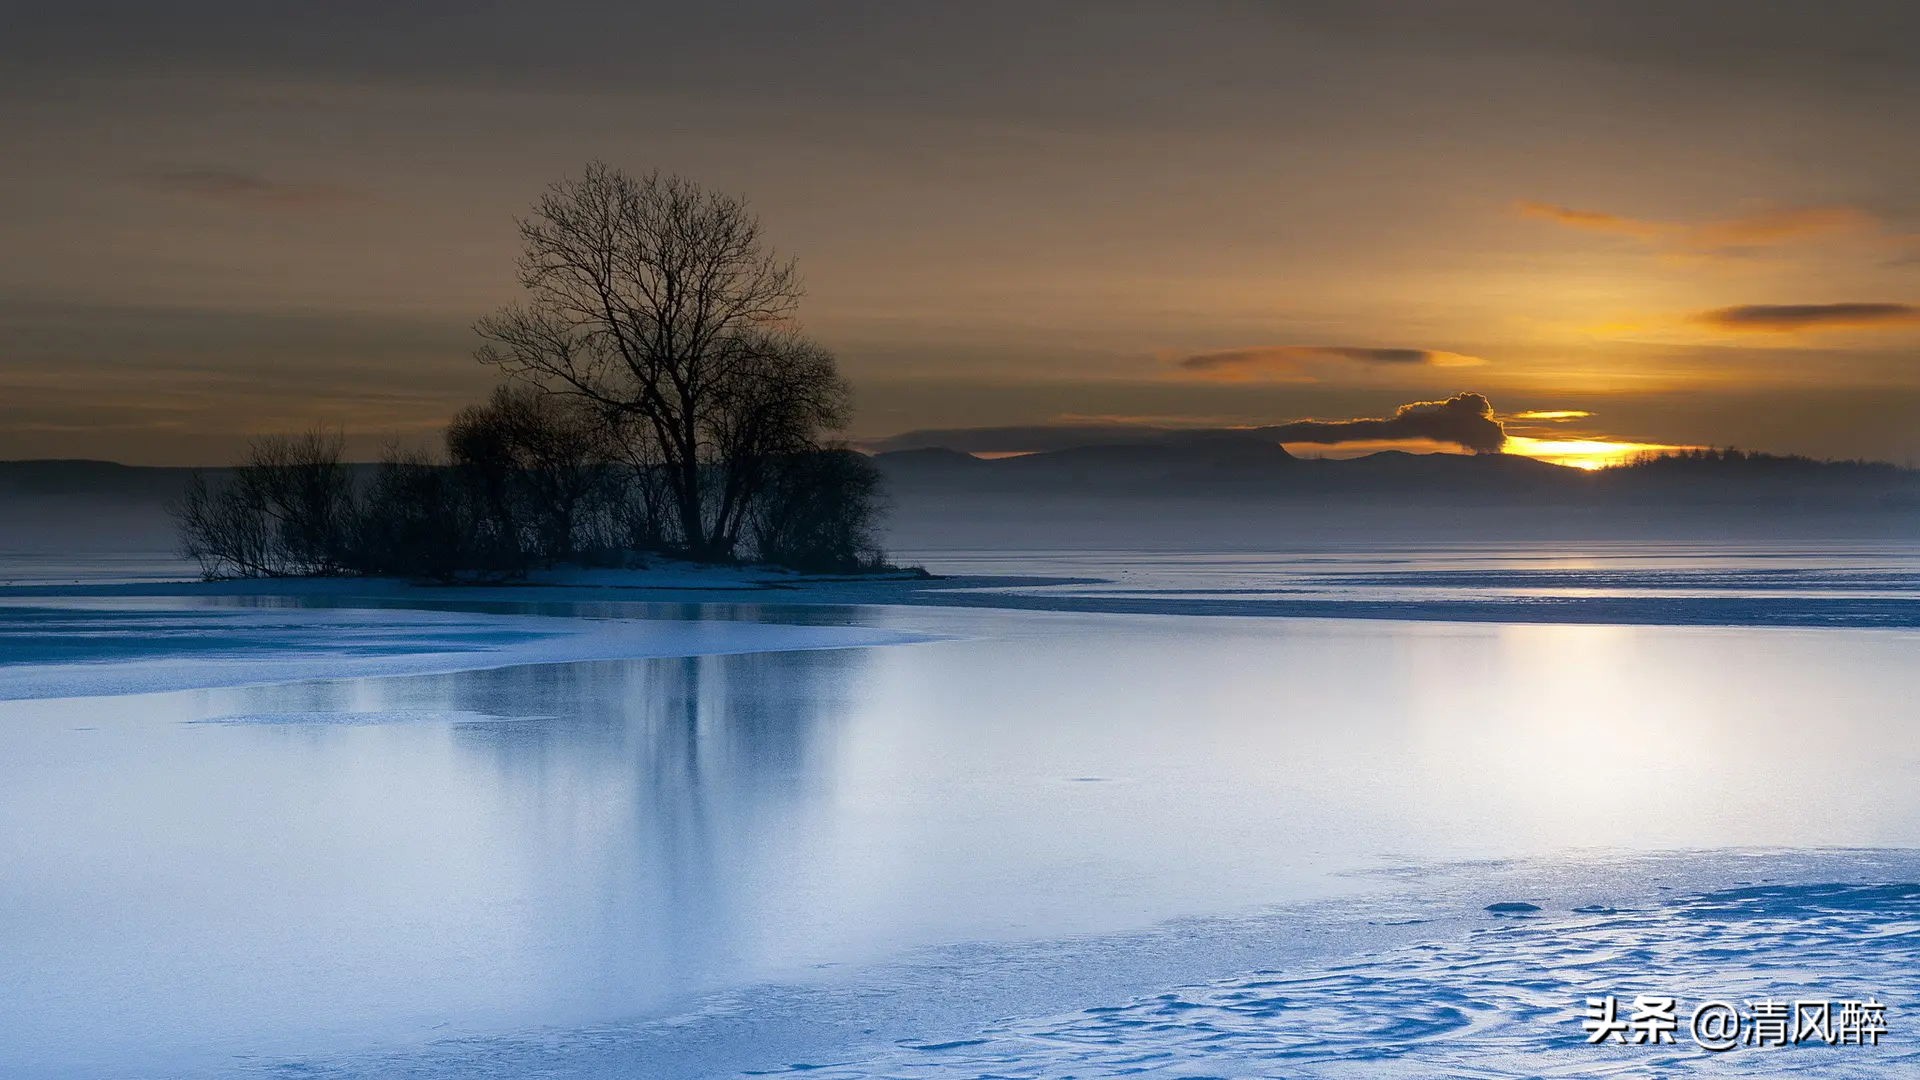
[1259,392,1507,453]
[1515,200,1873,255]
[1514,201,1665,241]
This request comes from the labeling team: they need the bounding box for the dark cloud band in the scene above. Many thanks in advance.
[1254,392,1505,453]
[866,392,1507,455]
[1693,303,1919,332]
[1176,345,1484,378]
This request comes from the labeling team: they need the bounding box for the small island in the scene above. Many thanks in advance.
[176,164,897,583]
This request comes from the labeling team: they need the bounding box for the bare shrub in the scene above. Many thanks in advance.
[172,431,355,578]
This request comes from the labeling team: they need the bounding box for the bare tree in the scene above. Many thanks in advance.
[353,447,480,581]
[178,166,890,579]
[706,331,850,553]
[474,163,821,560]
[175,471,277,578]
[171,431,355,578]
[447,384,621,563]
[749,447,885,572]
[244,431,356,573]
[606,408,674,551]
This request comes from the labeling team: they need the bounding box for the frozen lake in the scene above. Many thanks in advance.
[1,550,1917,1076]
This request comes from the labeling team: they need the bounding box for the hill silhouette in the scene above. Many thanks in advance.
[4,445,1918,555]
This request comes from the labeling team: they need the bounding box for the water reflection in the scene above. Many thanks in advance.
[4,605,1920,1076]
[435,652,861,1003]
[0,645,872,1073]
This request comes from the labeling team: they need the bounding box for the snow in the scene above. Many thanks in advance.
[204,851,1920,1079]
[740,876,1920,1079]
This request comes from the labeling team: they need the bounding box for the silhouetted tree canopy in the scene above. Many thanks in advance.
[174,165,891,580]
[473,163,854,561]
[1608,447,1897,473]
[175,431,354,578]
[448,385,624,564]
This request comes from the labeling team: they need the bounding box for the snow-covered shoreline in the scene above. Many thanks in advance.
[136,849,1920,1080]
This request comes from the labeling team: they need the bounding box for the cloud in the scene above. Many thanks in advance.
[862,423,1178,455]
[865,393,1509,455]
[1515,200,1873,255]
[1692,303,1920,332]
[1255,392,1506,454]
[1685,206,1874,249]
[138,169,369,209]
[1174,345,1486,381]
[1510,409,1592,421]
[1514,201,1665,241]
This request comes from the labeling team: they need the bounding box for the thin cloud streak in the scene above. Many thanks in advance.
[138,169,371,209]
[1175,345,1486,382]
[1515,200,1874,256]
[1693,303,1920,332]
[1514,202,1665,240]
[863,422,1186,455]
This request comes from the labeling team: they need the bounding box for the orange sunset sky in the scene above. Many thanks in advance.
[3,2,1918,468]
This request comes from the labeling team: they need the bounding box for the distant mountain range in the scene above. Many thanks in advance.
[4,444,1917,554]
[866,438,1919,548]
[870,437,1919,506]
[5,444,1917,512]
[1,460,202,497]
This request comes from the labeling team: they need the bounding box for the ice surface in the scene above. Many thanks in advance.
[1,545,1917,1077]
[8,541,1920,630]
[0,549,198,587]
[885,543,1920,627]
[0,600,932,700]
[189,709,547,726]
[2,598,1917,1077]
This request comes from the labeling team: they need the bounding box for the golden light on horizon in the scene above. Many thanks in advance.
[1503,435,1699,471]
[1509,410,1593,421]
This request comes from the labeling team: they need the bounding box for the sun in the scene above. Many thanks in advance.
[1503,436,1698,471]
